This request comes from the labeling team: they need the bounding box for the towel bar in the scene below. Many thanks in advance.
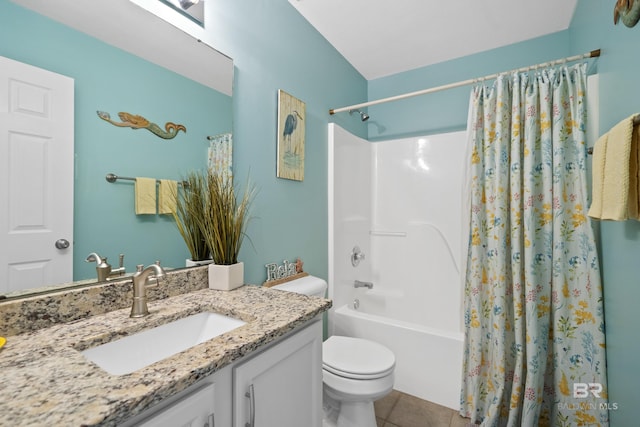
[105,173,189,187]
[587,114,640,155]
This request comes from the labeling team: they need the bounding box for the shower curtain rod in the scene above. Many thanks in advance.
[329,49,601,115]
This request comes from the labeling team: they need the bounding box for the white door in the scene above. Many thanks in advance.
[0,56,74,294]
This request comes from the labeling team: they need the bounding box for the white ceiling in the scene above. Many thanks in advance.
[288,0,578,80]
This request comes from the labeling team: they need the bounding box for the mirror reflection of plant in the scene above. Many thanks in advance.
[199,172,256,266]
[172,172,209,262]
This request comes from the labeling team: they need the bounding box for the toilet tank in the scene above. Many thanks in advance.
[271,275,327,298]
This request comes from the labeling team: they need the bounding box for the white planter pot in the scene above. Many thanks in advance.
[208,262,244,291]
[186,258,214,267]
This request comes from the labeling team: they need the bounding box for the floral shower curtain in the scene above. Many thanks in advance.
[460,64,609,426]
[208,133,233,183]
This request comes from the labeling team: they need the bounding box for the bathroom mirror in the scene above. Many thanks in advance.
[1,0,233,301]
[10,0,232,96]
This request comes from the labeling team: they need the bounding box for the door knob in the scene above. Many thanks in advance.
[55,239,70,249]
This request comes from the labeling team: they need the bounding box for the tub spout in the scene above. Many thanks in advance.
[354,280,373,289]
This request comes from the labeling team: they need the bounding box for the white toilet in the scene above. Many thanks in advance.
[272,275,396,427]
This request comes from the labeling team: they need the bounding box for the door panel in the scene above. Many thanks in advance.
[0,55,74,293]
[233,321,323,427]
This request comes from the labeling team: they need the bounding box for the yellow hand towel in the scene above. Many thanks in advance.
[588,132,608,219]
[158,179,178,215]
[629,125,640,219]
[588,115,639,220]
[135,177,157,215]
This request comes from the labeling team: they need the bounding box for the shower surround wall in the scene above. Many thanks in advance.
[328,123,466,409]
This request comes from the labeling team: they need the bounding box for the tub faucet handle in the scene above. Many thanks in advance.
[351,246,365,267]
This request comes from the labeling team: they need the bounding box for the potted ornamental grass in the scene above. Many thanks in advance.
[172,172,211,266]
[198,171,255,290]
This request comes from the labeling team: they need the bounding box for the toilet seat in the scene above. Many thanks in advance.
[323,336,395,380]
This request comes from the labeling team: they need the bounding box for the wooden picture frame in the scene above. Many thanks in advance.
[276,89,305,181]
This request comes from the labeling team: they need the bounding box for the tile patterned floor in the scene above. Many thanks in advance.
[374,390,474,427]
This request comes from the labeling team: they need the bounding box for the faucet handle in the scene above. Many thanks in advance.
[118,254,125,268]
[351,246,365,267]
[147,261,162,287]
[136,264,144,273]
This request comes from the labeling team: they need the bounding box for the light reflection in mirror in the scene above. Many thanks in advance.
[159,0,205,26]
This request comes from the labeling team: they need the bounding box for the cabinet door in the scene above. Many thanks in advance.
[233,320,322,427]
[136,383,216,427]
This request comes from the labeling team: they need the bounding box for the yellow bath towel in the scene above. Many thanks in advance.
[158,179,177,215]
[588,115,640,220]
[135,177,157,215]
[630,125,640,219]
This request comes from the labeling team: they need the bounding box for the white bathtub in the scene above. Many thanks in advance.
[331,303,463,410]
[328,125,466,411]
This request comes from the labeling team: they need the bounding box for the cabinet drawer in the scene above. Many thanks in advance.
[136,383,216,427]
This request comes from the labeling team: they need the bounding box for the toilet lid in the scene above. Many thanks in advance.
[323,336,395,380]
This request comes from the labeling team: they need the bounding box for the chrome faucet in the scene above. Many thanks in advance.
[354,280,373,289]
[130,262,166,318]
[85,252,126,281]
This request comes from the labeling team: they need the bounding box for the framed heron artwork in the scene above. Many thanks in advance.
[277,89,306,181]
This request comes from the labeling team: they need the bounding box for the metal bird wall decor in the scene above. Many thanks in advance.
[96,111,187,139]
[614,0,640,27]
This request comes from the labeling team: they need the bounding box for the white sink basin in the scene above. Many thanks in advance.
[81,312,246,375]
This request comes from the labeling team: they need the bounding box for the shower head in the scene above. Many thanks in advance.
[349,109,370,122]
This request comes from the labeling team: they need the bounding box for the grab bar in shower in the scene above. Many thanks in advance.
[369,230,407,237]
[370,224,460,273]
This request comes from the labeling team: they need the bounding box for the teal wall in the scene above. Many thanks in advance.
[201,0,367,285]
[570,2,640,426]
[368,32,571,140]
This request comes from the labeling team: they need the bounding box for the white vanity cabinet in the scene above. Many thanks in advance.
[123,318,322,427]
[135,383,216,427]
[233,319,323,427]
[122,366,232,427]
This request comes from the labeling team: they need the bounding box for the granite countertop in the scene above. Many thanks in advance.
[0,285,331,426]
